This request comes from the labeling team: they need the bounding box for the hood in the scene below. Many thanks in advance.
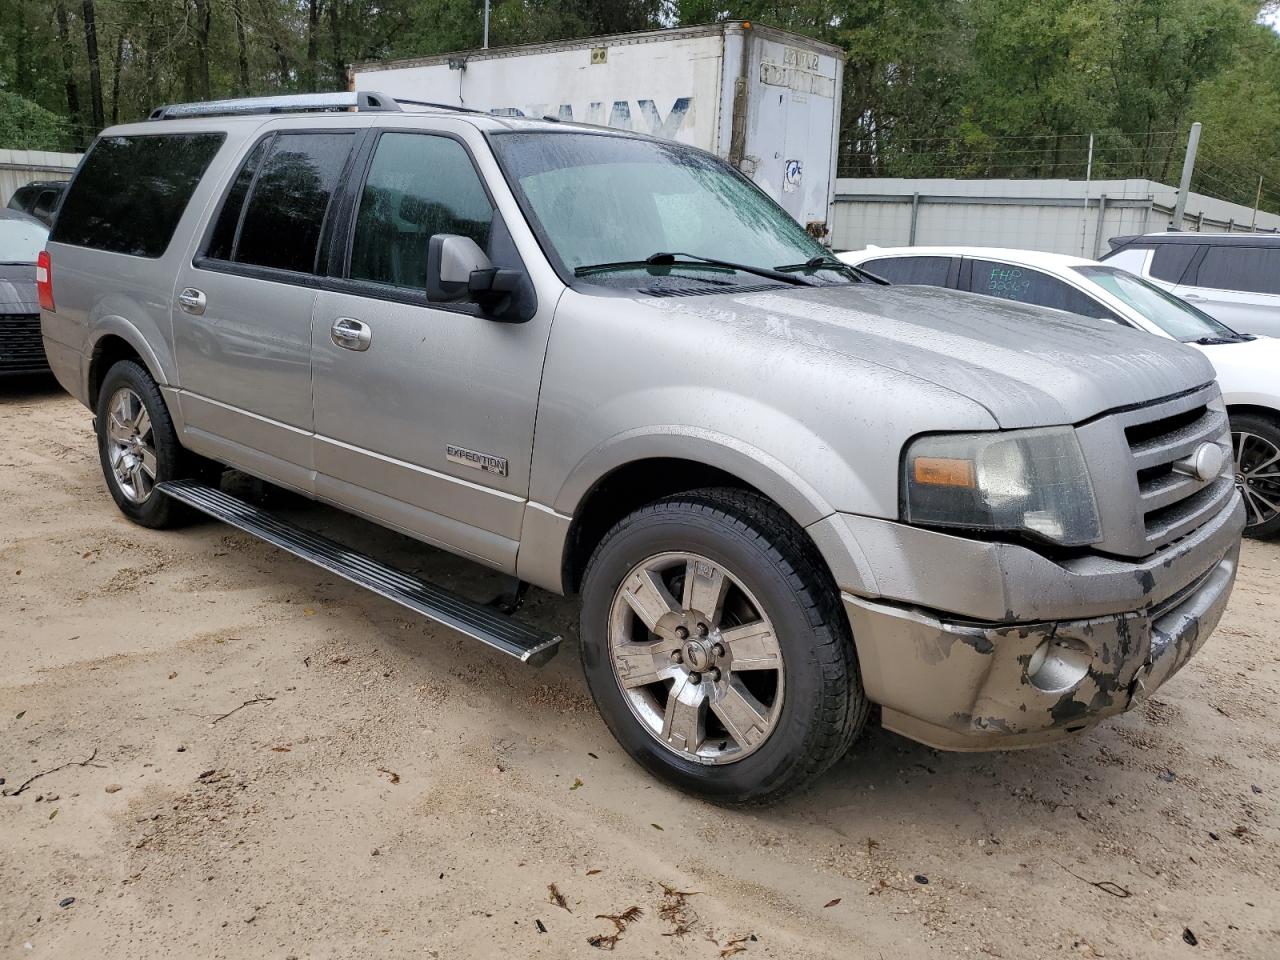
[1193,334,1280,407]
[667,283,1216,428]
[0,263,37,314]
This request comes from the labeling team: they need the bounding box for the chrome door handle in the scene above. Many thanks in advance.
[177,287,206,315]
[331,317,372,351]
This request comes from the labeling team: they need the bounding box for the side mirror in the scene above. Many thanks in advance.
[426,234,523,308]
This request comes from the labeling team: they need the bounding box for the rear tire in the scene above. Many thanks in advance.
[579,488,867,805]
[95,359,194,529]
[1231,411,1280,540]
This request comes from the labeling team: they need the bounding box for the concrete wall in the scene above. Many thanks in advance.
[0,149,81,206]
[832,177,1280,257]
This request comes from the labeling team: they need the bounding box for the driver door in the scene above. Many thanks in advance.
[310,129,553,571]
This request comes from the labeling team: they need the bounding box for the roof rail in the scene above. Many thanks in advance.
[148,91,400,121]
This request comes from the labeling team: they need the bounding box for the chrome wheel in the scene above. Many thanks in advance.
[608,552,784,765]
[1234,430,1280,528]
[106,387,157,504]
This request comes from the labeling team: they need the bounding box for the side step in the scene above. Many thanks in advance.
[157,479,561,666]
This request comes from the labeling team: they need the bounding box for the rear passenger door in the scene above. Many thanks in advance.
[173,128,360,492]
[963,258,1122,321]
[1173,244,1280,337]
[309,128,553,573]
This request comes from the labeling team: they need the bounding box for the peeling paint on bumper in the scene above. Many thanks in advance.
[843,541,1240,751]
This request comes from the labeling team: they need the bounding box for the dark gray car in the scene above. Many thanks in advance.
[0,208,49,375]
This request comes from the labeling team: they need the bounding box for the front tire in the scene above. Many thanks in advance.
[95,359,193,529]
[579,488,867,805]
[1232,412,1280,539]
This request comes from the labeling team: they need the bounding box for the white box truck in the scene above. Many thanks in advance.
[351,21,845,238]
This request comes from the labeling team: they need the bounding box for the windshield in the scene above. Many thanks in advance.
[1073,265,1241,341]
[489,131,851,290]
[0,217,48,264]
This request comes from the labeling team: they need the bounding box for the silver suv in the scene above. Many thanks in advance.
[40,94,1245,803]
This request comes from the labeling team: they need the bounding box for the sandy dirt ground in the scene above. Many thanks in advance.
[1,377,1276,960]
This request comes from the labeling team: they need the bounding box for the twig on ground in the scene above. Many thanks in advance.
[209,697,276,725]
[1052,859,1132,898]
[2,748,105,797]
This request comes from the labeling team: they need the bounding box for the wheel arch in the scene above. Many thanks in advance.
[551,435,837,595]
[86,325,165,410]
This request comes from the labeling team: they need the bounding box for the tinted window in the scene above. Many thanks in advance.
[350,133,493,290]
[205,139,269,262]
[968,260,1117,320]
[233,132,354,274]
[51,133,224,257]
[1194,245,1280,295]
[860,256,952,286]
[1150,243,1198,283]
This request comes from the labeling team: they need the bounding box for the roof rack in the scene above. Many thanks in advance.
[148,91,401,121]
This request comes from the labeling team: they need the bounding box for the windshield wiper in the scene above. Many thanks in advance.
[774,255,890,285]
[1192,335,1248,345]
[574,252,812,286]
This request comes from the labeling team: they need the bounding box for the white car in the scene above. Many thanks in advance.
[837,245,1280,537]
[1101,233,1280,338]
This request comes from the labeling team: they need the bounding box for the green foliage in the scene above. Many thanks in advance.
[0,91,72,150]
[0,0,1276,209]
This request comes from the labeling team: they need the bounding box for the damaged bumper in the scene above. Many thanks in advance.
[836,497,1244,751]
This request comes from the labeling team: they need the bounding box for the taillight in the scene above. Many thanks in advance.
[36,251,54,312]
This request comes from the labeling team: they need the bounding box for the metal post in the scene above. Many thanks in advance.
[483,0,490,48]
[1092,194,1107,258]
[1253,175,1263,231]
[1171,122,1201,231]
[1081,134,1093,255]
[908,192,920,245]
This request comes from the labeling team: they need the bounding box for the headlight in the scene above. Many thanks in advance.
[902,426,1101,546]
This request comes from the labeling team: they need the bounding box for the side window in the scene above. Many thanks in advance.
[1100,245,1149,275]
[1194,246,1280,295]
[1150,243,1199,284]
[968,260,1117,320]
[213,132,354,274]
[860,255,952,286]
[205,139,268,262]
[349,133,494,291]
[50,133,224,257]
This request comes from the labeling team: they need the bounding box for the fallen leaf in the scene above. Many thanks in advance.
[651,823,664,831]
[586,869,602,876]
[303,607,316,616]
[570,778,583,791]
[535,919,547,934]
[48,809,58,820]
[167,672,177,680]
[14,711,23,720]
[330,656,351,665]
[376,767,400,785]
[271,746,291,752]
[823,898,841,908]
[548,883,570,912]
[1183,927,1198,946]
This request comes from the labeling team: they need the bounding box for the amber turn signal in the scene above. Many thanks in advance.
[912,456,976,488]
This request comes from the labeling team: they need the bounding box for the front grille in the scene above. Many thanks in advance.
[1077,384,1235,558]
[0,313,49,373]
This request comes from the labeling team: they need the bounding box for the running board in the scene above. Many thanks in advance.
[156,480,561,666]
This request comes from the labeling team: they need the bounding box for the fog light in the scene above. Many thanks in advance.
[1026,635,1092,693]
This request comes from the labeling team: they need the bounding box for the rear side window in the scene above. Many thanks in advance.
[860,256,952,286]
[1150,243,1198,284]
[967,260,1117,320]
[1194,245,1280,295]
[349,133,494,290]
[1100,245,1149,275]
[208,132,354,274]
[51,133,224,257]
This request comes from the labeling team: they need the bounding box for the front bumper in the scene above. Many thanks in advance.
[832,496,1245,750]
